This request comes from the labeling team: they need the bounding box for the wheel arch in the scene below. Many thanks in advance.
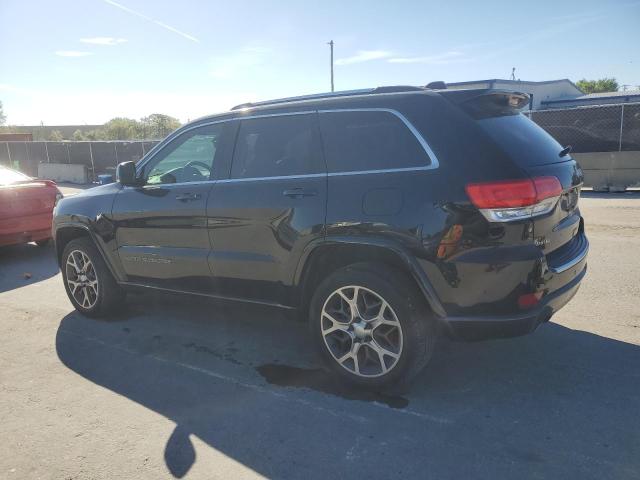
[55,223,123,282]
[55,224,92,266]
[295,238,446,319]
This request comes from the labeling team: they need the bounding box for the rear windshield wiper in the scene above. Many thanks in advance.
[559,145,572,157]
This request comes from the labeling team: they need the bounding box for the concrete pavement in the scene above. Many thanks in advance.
[1,192,639,479]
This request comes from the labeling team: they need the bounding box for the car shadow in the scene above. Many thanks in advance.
[0,243,59,293]
[55,294,640,479]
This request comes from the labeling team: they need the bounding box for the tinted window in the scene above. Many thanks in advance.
[231,114,323,179]
[478,114,566,166]
[319,110,430,173]
[145,124,224,184]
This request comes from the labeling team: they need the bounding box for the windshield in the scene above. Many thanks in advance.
[0,165,31,185]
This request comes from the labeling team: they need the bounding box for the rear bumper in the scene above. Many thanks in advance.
[0,213,53,247]
[443,263,586,341]
[0,228,52,247]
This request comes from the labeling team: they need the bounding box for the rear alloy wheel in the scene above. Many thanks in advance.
[321,286,403,377]
[61,237,124,317]
[310,263,436,390]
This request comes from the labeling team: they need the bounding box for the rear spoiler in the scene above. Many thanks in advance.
[439,89,530,118]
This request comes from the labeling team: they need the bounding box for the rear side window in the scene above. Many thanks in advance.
[478,114,566,167]
[231,114,324,179]
[319,110,430,173]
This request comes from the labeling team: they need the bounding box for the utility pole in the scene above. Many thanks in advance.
[328,40,334,92]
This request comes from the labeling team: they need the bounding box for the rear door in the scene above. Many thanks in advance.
[111,122,236,292]
[207,112,327,306]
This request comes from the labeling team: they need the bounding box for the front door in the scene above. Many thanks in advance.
[111,122,236,292]
[207,112,327,306]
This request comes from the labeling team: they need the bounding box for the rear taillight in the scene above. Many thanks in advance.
[466,176,562,222]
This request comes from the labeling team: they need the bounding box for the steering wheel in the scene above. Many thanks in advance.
[185,160,212,175]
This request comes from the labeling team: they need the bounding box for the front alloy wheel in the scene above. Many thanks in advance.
[61,237,124,317]
[65,249,99,309]
[321,285,403,378]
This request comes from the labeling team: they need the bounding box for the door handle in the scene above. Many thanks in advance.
[175,193,202,202]
[282,188,318,198]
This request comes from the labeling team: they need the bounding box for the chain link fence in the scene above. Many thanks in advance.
[525,103,640,153]
[2,104,639,182]
[0,140,159,180]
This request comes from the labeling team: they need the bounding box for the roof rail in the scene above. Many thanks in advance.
[230,85,427,110]
[231,89,372,110]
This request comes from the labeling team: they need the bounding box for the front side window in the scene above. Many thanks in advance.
[231,114,324,179]
[319,110,431,173]
[145,124,223,184]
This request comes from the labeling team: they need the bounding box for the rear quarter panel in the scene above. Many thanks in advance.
[0,183,58,243]
[323,94,550,318]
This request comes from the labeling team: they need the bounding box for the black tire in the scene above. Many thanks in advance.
[61,237,125,317]
[35,239,51,247]
[309,262,436,391]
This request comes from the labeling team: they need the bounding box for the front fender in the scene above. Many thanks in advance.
[53,183,125,281]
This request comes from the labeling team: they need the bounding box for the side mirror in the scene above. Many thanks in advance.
[116,161,138,186]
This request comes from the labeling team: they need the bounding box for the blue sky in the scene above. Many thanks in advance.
[1,0,638,125]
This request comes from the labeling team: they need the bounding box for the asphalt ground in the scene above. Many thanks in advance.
[1,191,639,479]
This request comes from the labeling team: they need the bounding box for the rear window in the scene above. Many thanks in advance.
[478,114,567,167]
[319,110,430,173]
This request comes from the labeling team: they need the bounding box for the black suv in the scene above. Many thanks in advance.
[53,86,588,389]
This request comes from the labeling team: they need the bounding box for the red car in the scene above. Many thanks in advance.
[0,165,63,247]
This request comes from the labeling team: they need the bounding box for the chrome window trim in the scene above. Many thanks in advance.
[135,107,440,183]
[218,173,326,184]
[139,180,216,189]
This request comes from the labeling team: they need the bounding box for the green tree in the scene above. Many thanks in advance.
[103,117,139,140]
[49,130,64,141]
[140,114,181,139]
[72,129,87,141]
[0,100,6,125]
[85,128,107,141]
[576,78,619,94]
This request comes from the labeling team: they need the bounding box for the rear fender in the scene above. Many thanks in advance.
[295,236,446,318]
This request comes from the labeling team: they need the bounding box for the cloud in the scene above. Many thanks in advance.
[103,0,199,43]
[55,51,94,57]
[209,47,272,79]
[80,37,127,46]
[388,51,463,64]
[335,50,392,66]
